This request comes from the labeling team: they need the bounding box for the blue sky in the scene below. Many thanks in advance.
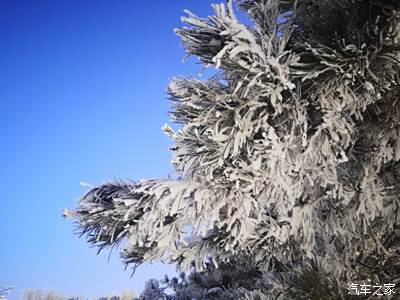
[0,1,217,298]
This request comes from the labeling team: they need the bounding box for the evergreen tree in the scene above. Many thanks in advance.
[136,258,258,300]
[67,0,400,298]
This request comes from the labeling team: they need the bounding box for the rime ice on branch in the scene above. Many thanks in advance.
[69,0,400,297]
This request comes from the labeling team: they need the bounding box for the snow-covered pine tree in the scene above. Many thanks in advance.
[136,258,256,300]
[68,0,400,298]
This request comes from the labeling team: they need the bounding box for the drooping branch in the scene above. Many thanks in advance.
[71,180,204,269]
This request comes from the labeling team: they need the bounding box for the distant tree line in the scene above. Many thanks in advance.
[22,289,136,300]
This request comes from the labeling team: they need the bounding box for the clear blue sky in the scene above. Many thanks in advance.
[0,1,216,298]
